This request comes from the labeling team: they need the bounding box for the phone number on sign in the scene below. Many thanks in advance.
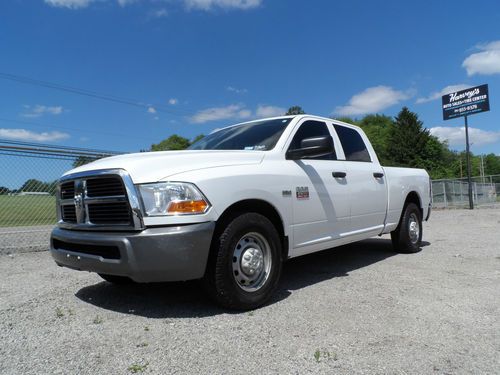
[453,104,478,114]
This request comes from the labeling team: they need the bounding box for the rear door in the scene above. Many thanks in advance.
[332,124,387,235]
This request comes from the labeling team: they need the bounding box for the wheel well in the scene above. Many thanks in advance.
[404,191,423,216]
[214,199,288,260]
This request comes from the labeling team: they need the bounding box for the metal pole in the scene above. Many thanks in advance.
[464,115,473,209]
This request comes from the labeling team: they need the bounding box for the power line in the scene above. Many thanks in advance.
[0,116,152,142]
[0,72,192,116]
[0,138,123,155]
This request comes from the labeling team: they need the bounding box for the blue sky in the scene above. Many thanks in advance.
[0,0,499,157]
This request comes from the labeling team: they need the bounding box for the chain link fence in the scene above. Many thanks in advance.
[432,175,500,208]
[1,138,499,253]
[0,139,122,253]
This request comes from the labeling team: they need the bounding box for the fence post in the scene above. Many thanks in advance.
[443,182,447,208]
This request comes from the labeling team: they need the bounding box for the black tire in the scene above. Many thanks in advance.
[391,202,423,253]
[98,273,134,284]
[203,212,283,310]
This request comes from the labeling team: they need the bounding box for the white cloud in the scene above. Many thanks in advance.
[147,106,157,114]
[335,86,412,116]
[255,105,285,118]
[117,0,137,6]
[22,105,64,118]
[150,8,168,18]
[416,84,471,104]
[430,126,500,147]
[45,0,261,12]
[190,104,251,123]
[462,41,500,76]
[227,86,248,94]
[168,98,178,105]
[44,0,94,9]
[184,0,262,11]
[0,128,70,142]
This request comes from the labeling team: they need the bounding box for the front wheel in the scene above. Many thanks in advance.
[203,213,282,310]
[391,202,423,253]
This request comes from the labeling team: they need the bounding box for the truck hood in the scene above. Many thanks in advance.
[65,150,265,183]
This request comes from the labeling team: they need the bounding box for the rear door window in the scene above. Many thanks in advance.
[333,125,371,162]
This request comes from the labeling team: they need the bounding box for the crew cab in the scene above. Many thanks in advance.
[50,115,431,309]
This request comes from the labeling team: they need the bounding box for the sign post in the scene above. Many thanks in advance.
[464,115,473,209]
[441,84,490,210]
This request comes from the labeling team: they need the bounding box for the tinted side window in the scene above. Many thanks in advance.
[289,120,336,160]
[334,125,371,162]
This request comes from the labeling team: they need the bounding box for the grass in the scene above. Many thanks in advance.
[128,362,149,373]
[314,349,338,363]
[55,307,64,318]
[0,195,57,227]
[93,315,103,324]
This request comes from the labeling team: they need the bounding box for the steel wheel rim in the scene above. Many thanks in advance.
[408,213,420,244]
[232,232,272,292]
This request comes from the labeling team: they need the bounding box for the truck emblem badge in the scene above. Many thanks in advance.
[74,193,83,209]
[282,190,292,197]
[296,186,309,200]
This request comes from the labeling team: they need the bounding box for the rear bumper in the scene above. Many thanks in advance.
[50,222,215,282]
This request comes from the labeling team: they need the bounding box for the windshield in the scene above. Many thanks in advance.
[188,118,292,151]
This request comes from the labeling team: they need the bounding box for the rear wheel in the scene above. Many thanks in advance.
[391,202,422,253]
[98,273,134,284]
[203,212,282,310]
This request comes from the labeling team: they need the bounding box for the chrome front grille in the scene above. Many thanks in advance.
[57,170,143,230]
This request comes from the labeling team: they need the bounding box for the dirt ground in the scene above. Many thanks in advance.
[1,208,499,374]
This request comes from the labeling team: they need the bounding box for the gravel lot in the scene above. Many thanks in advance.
[1,208,499,374]
[0,225,52,254]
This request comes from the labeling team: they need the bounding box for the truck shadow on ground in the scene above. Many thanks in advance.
[75,237,428,318]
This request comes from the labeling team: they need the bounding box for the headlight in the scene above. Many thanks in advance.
[138,182,210,216]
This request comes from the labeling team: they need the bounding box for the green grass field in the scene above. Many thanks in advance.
[0,195,57,227]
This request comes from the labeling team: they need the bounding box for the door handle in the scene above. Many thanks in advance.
[373,172,384,178]
[332,172,347,178]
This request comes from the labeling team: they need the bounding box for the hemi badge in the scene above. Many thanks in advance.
[282,190,292,197]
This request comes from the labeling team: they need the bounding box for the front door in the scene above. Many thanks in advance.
[287,119,351,257]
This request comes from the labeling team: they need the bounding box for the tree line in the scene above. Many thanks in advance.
[3,105,496,195]
[148,105,500,179]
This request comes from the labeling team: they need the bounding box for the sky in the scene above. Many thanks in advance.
[0,0,499,158]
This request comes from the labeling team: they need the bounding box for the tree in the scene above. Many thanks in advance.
[0,186,10,195]
[357,114,394,166]
[191,134,205,144]
[18,179,57,194]
[483,153,500,175]
[385,107,454,179]
[285,106,305,115]
[334,116,358,125]
[151,134,191,151]
[387,107,430,166]
[73,156,99,168]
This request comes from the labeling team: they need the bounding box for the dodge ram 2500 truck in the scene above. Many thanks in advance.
[50,115,431,309]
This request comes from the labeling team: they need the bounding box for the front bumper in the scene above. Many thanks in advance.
[50,222,215,282]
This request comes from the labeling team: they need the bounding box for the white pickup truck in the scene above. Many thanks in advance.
[50,115,431,309]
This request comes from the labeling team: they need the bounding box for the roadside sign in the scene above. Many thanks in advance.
[442,84,490,121]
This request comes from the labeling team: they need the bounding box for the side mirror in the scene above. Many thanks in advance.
[286,135,334,160]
